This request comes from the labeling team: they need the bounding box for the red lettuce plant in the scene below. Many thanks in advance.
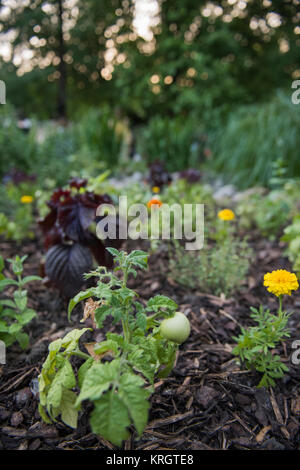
[39,178,119,297]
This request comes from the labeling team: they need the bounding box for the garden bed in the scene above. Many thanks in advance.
[0,233,299,451]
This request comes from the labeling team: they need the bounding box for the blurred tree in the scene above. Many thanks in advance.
[0,0,70,118]
[0,0,298,121]
[111,0,299,122]
[0,0,131,118]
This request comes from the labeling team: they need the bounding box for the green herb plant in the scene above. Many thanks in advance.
[232,304,291,388]
[168,237,251,297]
[38,248,190,447]
[0,255,41,348]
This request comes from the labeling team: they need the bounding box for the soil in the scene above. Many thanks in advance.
[0,232,299,451]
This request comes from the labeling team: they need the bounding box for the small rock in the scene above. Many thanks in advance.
[10,411,23,427]
[232,186,266,203]
[30,378,40,397]
[15,387,32,407]
[150,281,160,291]
[213,184,236,202]
[197,385,219,408]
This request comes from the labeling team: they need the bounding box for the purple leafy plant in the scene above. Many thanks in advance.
[147,160,172,189]
[39,178,120,298]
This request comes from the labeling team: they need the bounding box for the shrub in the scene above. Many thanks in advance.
[137,116,204,172]
[74,107,128,170]
[35,123,78,187]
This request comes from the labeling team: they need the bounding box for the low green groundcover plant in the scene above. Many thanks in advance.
[0,255,41,348]
[235,189,291,240]
[38,248,191,447]
[168,237,251,297]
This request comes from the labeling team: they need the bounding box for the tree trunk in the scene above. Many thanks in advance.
[57,0,67,120]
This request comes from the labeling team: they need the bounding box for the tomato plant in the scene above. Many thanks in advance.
[38,248,191,446]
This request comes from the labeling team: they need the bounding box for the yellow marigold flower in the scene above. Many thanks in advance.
[20,195,33,204]
[263,269,299,297]
[147,198,162,208]
[218,209,235,221]
[152,186,160,194]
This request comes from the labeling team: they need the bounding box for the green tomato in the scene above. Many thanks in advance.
[160,312,191,344]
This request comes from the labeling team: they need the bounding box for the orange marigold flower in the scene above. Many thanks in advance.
[218,209,235,221]
[147,198,162,208]
[20,195,33,204]
[263,269,299,297]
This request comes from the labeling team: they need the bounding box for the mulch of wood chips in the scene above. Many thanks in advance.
[0,233,299,450]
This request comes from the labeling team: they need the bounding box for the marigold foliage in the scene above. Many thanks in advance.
[232,305,291,388]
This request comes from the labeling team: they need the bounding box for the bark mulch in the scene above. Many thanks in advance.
[0,234,299,450]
